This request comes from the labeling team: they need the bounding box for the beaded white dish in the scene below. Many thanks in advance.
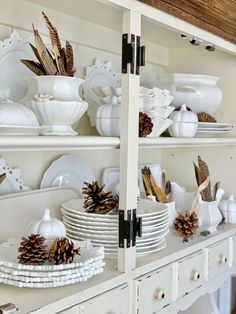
[0,157,30,195]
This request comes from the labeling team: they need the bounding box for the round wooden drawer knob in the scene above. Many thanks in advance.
[191,271,200,281]
[219,255,228,264]
[154,289,165,300]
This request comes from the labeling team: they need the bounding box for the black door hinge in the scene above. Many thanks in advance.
[122,33,145,75]
[119,209,142,248]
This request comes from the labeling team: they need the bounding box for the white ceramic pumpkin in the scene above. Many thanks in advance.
[168,104,198,138]
[26,209,66,242]
[96,104,121,136]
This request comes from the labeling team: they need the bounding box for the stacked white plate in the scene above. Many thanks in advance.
[0,239,104,288]
[61,199,168,257]
[196,122,234,137]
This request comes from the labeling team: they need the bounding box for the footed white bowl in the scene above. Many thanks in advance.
[31,99,88,136]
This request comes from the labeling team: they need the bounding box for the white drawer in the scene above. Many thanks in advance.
[134,265,172,314]
[208,239,230,279]
[178,252,205,298]
[78,285,129,314]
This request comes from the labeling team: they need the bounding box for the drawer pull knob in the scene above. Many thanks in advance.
[219,255,227,264]
[154,289,165,300]
[191,271,200,281]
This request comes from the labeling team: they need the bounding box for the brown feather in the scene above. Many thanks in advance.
[197,156,212,201]
[0,173,6,184]
[33,26,57,75]
[42,12,62,51]
[65,41,75,76]
[21,59,45,76]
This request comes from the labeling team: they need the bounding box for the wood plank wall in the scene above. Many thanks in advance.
[138,0,236,44]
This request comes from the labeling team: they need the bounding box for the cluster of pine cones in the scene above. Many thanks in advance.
[18,234,80,266]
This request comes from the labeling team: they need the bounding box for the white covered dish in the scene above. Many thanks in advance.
[0,99,39,126]
[157,73,223,114]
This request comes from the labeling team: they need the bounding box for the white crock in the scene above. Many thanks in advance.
[157,73,223,114]
[21,76,84,106]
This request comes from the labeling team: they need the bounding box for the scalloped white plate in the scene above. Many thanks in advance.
[82,59,121,126]
[40,155,96,193]
[0,157,30,195]
[0,31,34,101]
[0,239,104,271]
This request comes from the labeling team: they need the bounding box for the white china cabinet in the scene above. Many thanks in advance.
[1,0,236,313]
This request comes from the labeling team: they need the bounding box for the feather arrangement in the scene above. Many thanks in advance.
[193,155,219,202]
[21,12,75,77]
[0,173,6,184]
[141,166,170,203]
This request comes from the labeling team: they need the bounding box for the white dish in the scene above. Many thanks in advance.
[0,31,34,101]
[62,198,168,218]
[82,59,121,126]
[40,155,96,193]
[105,240,166,258]
[0,100,39,127]
[0,157,30,195]
[140,106,175,119]
[62,208,168,228]
[198,122,233,129]
[0,239,104,271]
[195,129,232,137]
[63,217,167,234]
[157,73,222,114]
[0,125,41,136]
[0,268,104,288]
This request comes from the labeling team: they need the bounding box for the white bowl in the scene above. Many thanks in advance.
[0,100,39,126]
[140,106,175,119]
[31,99,88,136]
[157,73,223,114]
[22,76,84,106]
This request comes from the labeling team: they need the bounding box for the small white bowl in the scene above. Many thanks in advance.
[140,106,175,119]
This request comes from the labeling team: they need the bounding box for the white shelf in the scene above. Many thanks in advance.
[0,136,120,151]
[0,136,236,151]
[139,137,236,148]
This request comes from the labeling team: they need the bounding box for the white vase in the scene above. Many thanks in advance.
[21,76,84,106]
[197,199,222,232]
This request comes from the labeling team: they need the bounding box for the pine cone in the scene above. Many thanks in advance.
[113,194,119,211]
[48,237,80,265]
[82,181,116,214]
[139,112,153,137]
[173,212,199,237]
[17,234,47,265]
[197,112,217,123]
